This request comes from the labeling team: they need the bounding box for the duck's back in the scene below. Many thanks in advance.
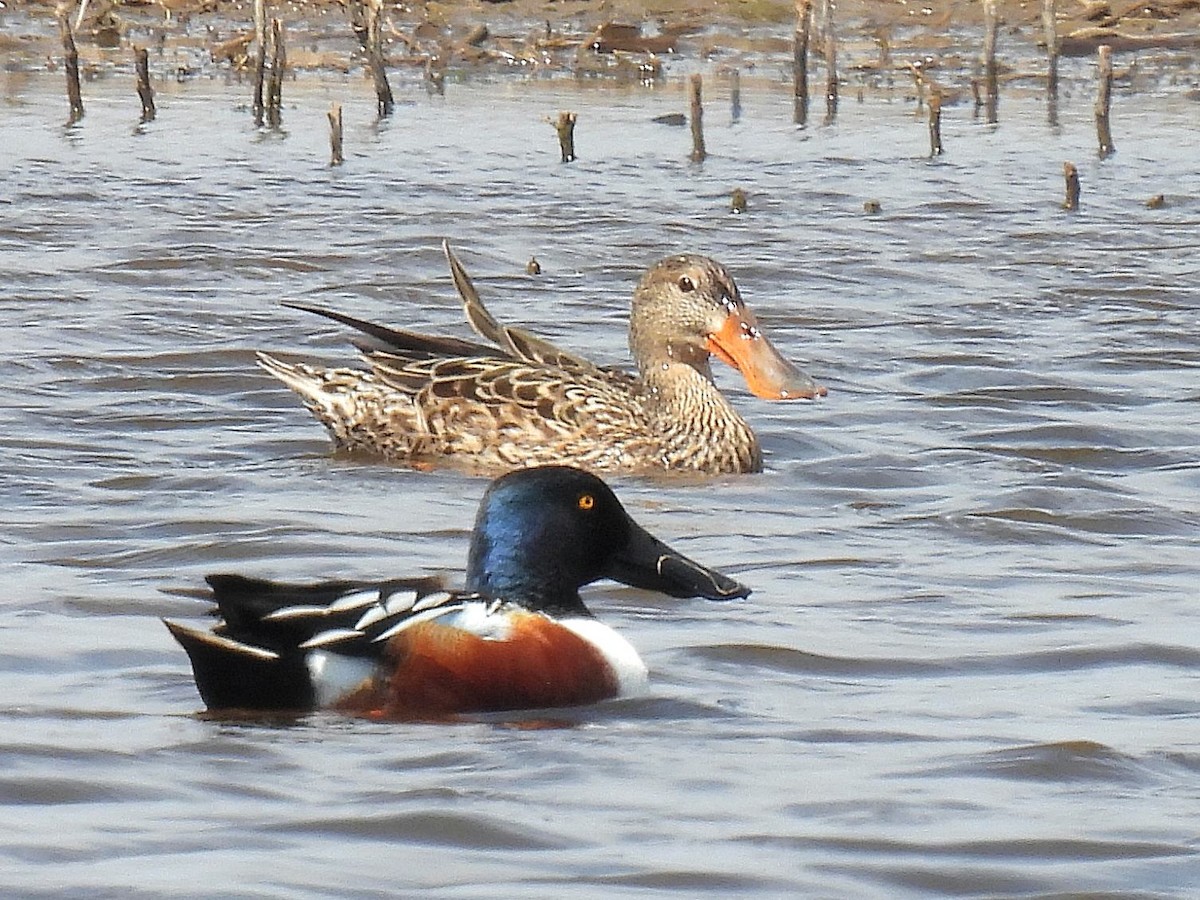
[261,347,680,471]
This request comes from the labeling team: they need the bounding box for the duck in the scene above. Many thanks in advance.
[256,241,825,475]
[164,465,749,719]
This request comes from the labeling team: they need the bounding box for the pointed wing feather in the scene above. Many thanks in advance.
[277,242,604,375]
[298,628,366,650]
[328,589,392,614]
[442,240,602,373]
[305,591,471,651]
[202,574,446,649]
[282,301,495,359]
[263,604,334,622]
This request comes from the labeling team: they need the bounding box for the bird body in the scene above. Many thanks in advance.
[165,466,748,719]
[258,242,825,475]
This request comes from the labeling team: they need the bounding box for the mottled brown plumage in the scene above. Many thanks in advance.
[258,241,825,475]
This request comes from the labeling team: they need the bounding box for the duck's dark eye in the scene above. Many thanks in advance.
[678,276,695,293]
[577,493,595,511]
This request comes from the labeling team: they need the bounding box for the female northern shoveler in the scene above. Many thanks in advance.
[165,465,748,719]
[257,241,825,475]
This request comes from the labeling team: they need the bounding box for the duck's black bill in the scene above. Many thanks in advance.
[607,520,750,601]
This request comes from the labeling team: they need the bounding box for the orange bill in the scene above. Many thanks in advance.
[705,308,827,400]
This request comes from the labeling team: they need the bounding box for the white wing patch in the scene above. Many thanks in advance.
[355,589,450,631]
[558,617,649,697]
[306,650,377,707]
[263,604,330,622]
[353,605,391,631]
[446,600,514,641]
[372,598,511,644]
[299,628,362,650]
[412,590,458,614]
[328,589,392,614]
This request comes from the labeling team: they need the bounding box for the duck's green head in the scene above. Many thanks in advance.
[466,465,749,615]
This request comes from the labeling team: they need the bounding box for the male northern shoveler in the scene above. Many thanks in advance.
[165,465,748,719]
[256,241,825,475]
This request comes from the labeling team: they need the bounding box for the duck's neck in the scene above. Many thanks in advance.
[466,530,593,618]
[638,356,763,474]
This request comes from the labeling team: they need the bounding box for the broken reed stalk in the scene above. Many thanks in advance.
[822,0,838,123]
[328,103,344,166]
[908,62,943,155]
[266,18,286,127]
[982,0,999,123]
[905,60,926,110]
[58,12,84,123]
[424,56,446,94]
[252,0,267,126]
[688,74,706,163]
[553,111,576,163]
[729,68,741,124]
[1095,44,1115,158]
[348,0,369,50]
[876,28,891,71]
[928,91,944,156]
[366,0,394,117]
[793,0,813,125]
[1062,162,1080,210]
[135,46,156,122]
[1042,0,1059,97]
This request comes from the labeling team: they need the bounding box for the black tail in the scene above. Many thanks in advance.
[167,573,447,711]
[164,619,316,712]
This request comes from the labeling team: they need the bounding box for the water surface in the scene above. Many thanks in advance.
[2,54,1199,897]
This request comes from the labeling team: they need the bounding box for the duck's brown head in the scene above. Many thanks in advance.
[628,255,826,400]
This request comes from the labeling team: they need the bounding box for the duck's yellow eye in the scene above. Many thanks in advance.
[578,494,595,511]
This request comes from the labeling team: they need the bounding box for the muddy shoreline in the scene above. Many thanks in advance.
[4,0,1199,90]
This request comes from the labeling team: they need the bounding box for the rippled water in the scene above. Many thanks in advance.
[3,51,1199,897]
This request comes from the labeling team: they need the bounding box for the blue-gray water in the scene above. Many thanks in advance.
[2,48,1199,897]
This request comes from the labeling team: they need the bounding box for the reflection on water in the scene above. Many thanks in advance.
[2,50,1199,897]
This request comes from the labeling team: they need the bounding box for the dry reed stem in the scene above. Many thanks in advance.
[135,47,155,122]
[365,0,394,117]
[58,12,84,123]
[328,102,343,166]
[982,0,999,123]
[793,0,812,126]
[252,0,267,126]
[1062,162,1080,210]
[265,18,286,127]
[348,0,369,50]
[928,91,944,156]
[1095,45,1115,157]
[689,74,706,162]
[553,111,577,163]
[250,0,267,127]
[823,0,838,123]
[1042,0,1059,96]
